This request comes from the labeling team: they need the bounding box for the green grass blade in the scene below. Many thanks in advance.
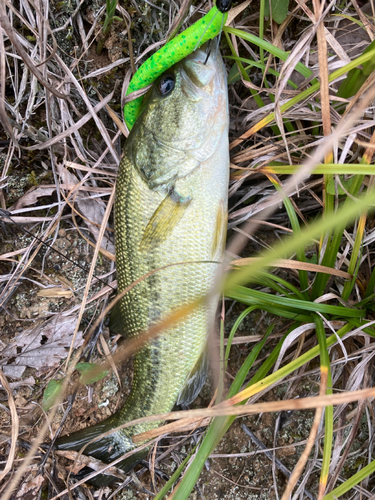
[268,177,309,296]
[237,302,312,322]
[153,444,199,500]
[229,325,276,396]
[236,48,375,136]
[223,185,375,296]
[341,215,365,300]
[227,322,353,403]
[217,307,225,404]
[226,55,298,89]
[170,327,274,499]
[253,271,306,300]
[331,13,363,27]
[224,306,258,369]
[262,164,375,175]
[348,318,375,337]
[337,39,375,98]
[259,0,265,65]
[314,314,333,497]
[365,265,375,298]
[241,325,292,388]
[323,458,375,499]
[224,32,267,112]
[227,285,364,318]
[311,172,366,299]
[224,27,314,79]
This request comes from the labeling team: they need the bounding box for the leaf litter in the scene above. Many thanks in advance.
[0,315,83,379]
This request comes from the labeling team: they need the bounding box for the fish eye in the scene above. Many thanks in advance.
[156,74,175,96]
[216,0,232,12]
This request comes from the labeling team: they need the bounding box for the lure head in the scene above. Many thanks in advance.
[216,0,232,13]
[127,45,228,190]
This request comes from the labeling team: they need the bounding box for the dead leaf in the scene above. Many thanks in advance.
[0,315,83,378]
[55,274,75,289]
[15,473,44,499]
[9,186,55,211]
[232,257,352,279]
[55,450,126,478]
[7,376,35,389]
[226,0,252,25]
[58,165,115,254]
[37,287,74,298]
[2,365,27,379]
[0,369,19,482]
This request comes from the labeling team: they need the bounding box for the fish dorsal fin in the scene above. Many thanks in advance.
[176,348,208,406]
[140,189,191,252]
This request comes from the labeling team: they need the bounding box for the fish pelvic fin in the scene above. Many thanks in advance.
[109,299,125,336]
[176,348,208,406]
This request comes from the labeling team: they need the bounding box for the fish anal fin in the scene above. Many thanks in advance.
[140,189,191,252]
[176,349,208,407]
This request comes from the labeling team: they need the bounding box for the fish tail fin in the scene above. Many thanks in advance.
[55,414,117,456]
[55,415,147,486]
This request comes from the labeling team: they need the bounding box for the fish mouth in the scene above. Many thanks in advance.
[180,40,222,98]
[182,61,216,91]
[203,37,221,64]
[196,38,221,65]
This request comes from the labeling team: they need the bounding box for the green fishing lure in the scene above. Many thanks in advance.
[124,0,232,130]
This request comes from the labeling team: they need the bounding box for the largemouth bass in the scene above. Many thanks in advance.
[56,44,229,483]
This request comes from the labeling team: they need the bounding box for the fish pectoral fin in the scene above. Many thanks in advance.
[176,349,208,407]
[140,189,191,251]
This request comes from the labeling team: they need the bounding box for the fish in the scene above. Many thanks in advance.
[55,43,229,485]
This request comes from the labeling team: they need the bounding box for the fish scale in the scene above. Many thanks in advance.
[56,44,229,485]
